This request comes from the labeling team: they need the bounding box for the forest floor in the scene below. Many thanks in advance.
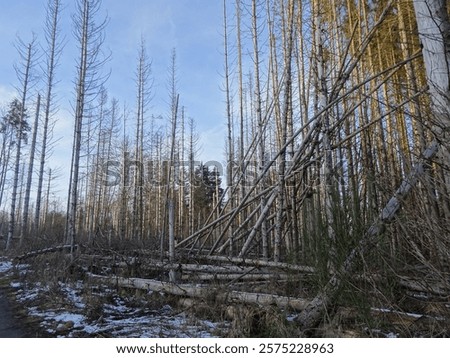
[1,249,448,338]
[0,257,230,338]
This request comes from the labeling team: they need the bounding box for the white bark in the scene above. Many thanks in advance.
[413,0,450,124]
[89,274,309,311]
[200,255,315,273]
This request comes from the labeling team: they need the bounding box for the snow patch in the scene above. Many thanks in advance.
[386,332,399,338]
[0,260,13,273]
[5,263,229,338]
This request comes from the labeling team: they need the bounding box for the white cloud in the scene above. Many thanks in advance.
[198,123,227,172]
[0,84,16,107]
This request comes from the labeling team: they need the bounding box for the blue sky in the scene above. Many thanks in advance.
[0,0,228,200]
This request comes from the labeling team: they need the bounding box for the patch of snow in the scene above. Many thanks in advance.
[286,313,297,322]
[202,320,218,330]
[82,324,100,335]
[5,262,228,338]
[366,328,400,338]
[386,332,399,338]
[161,304,172,314]
[410,291,429,299]
[0,260,13,273]
[16,264,30,271]
[53,312,85,327]
[58,282,86,309]
[19,291,39,301]
[104,302,130,314]
[372,307,423,319]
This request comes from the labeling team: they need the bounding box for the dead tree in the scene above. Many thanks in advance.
[34,0,63,233]
[66,0,108,250]
[295,0,450,331]
[6,37,37,251]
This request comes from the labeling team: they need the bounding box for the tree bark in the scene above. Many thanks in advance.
[35,0,62,233]
[21,94,41,241]
[89,274,309,311]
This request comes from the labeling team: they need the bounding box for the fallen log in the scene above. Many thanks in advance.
[182,272,291,282]
[398,276,450,297]
[79,254,311,277]
[89,274,309,311]
[352,273,450,297]
[140,260,255,274]
[14,245,78,262]
[197,255,315,273]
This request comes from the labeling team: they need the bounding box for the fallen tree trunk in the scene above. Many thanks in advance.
[182,272,291,282]
[197,255,315,273]
[295,140,440,330]
[14,245,78,262]
[89,274,309,311]
[140,260,254,274]
[354,273,450,297]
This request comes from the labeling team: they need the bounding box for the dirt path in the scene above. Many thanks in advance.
[0,291,26,338]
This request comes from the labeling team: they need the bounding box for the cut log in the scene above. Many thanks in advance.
[89,274,309,311]
[79,254,314,275]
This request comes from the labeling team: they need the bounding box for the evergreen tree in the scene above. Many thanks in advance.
[1,99,30,141]
[192,164,223,212]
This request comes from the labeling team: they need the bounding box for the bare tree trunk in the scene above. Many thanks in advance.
[90,274,309,311]
[223,0,235,255]
[131,39,152,242]
[413,0,450,187]
[7,39,36,251]
[274,0,295,262]
[67,0,108,250]
[236,0,246,207]
[168,199,177,282]
[43,168,52,228]
[34,0,62,233]
[21,94,41,241]
[160,51,179,257]
[188,117,198,237]
[251,0,268,258]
